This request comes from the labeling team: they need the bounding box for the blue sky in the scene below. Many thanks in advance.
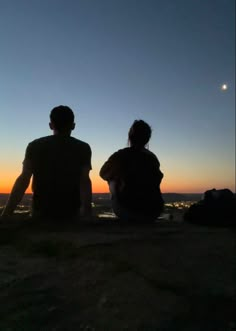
[0,0,235,193]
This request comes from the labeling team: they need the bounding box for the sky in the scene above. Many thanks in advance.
[0,0,235,194]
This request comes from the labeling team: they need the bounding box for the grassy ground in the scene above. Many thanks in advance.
[0,215,235,331]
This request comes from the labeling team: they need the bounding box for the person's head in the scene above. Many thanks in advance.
[49,105,75,134]
[128,120,152,148]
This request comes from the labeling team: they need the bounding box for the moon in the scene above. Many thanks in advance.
[221,83,228,91]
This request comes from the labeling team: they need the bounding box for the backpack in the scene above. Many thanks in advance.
[184,188,236,226]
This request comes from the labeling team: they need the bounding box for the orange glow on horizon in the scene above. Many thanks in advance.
[1,173,235,194]
[1,176,110,194]
[1,181,228,195]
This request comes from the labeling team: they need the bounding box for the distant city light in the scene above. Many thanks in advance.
[221,83,228,91]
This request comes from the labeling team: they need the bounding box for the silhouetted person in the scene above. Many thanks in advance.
[1,105,92,221]
[100,120,164,222]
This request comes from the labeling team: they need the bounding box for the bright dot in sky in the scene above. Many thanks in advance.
[221,83,228,91]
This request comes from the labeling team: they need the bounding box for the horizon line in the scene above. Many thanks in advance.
[0,192,205,195]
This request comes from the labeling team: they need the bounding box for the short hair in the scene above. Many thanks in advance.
[128,120,152,147]
[50,105,75,131]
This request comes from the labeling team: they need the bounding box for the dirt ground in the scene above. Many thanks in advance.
[0,214,235,331]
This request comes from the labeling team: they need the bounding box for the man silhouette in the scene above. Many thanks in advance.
[1,105,92,221]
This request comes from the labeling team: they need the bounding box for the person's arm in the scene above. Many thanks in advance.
[99,152,120,181]
[157,169,164,185]
[154,156,164,185]
[1,160,32,217]
[99,160,113,181]
[79,166,92,218]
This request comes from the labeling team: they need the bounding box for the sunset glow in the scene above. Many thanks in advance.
[0,1,235,196]
[2,169,235,195]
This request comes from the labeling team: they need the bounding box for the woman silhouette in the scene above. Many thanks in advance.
[100,120,164,222]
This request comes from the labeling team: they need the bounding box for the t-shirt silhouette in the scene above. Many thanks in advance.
[24,135,91,218]
[104,147,163,216]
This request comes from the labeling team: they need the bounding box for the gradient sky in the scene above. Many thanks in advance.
[0,0,235,194]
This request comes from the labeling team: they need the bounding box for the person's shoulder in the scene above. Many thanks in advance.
[70,137,90,146]
[116,147,130,155]
[110,147,129,158]
[144,148,157,158]
[27,136,52,146]
[143,148,161,164]
[124,147,157,159]
[70,137,91,151]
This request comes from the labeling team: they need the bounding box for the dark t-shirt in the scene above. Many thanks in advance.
[24,135,92,218]
[103,147,164,214]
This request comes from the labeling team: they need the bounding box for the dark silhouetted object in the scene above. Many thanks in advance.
[184,188,236,226]
[100,120,164,223]
[1,105,92,221]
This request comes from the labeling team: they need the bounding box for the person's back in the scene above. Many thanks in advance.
[1,105,92,221]
[109,147,163,214]
[100,120,164,222]
[28,135,91,219]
